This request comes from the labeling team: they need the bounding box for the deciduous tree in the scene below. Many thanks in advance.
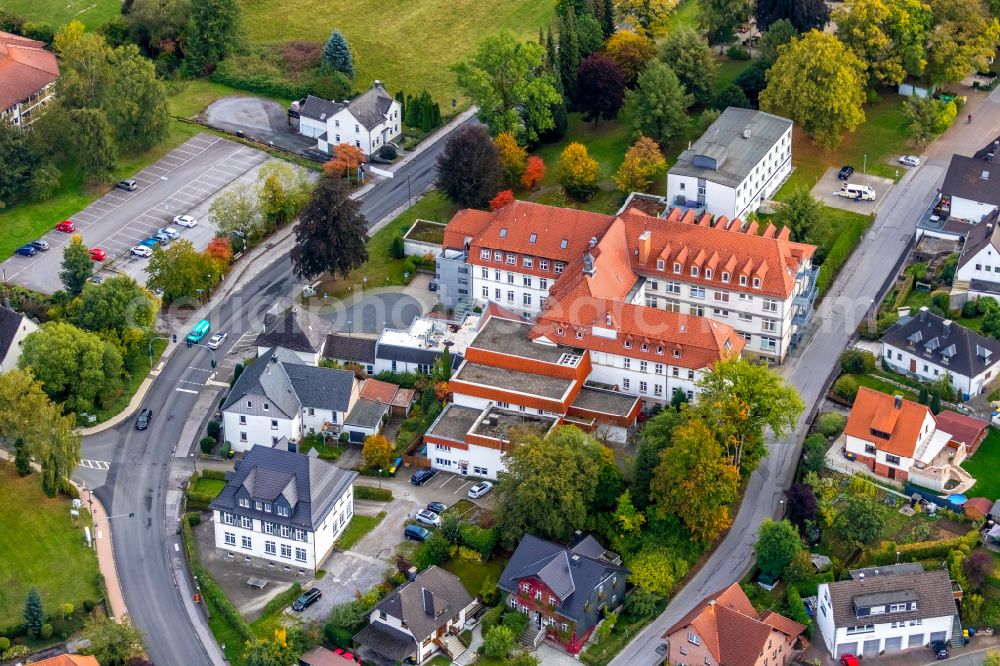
[75,275,155,343]
[521,155,546,189]
[616,0,677,35]
[489,190,516,210]
[833,0,932,88]
[362,434,393,471]
[612,491,646,539]
[83,616,145,665]
[183,0,242,74]
[603,30,656,87]
[963,550,995,589]
[700,0,752,45]
[454,32,562,144]
[258,161,312,227]
[712,84,751,111]
[60,236,94,297]
[630,406,687,508]
[126,0,190,54]
[146,239,222,302]
[243,629,295,666]
[557,142,599,200]
[774,188,822,243]
[105,44,168,152]
[658,28,716,104]
[68,107,117,183]
[323,30,355,79]
[756,0,830,32]
[903,94,957,146]
[784,482,818,533]
[209,182,265,248]
[204,236,234,267]
[625,546,689,596]
[576,54,625,121]
[623,61,692,145]
[324,143,366,184]
[291,175,369,280]
[482,625,516,659]
[924,0,1000,85]
[614,134,666,193]
[759,18,797,65]
[760,30,867,150]
[836,496,886,545]
[435,125,503,208]
[494,131,528,186]
[754,518,802,576]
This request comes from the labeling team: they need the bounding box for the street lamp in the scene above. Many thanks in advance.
[378,468,382,489]
[896,551,901,564]
[863,154,868,174]
[148,335,171,369]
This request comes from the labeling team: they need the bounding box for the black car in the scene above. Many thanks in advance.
[426,501,447,514]
[838,165,855,179]
[410,468,437,486]
[930,640,949,659]
[291,588,322,611]
[135,408,153,430]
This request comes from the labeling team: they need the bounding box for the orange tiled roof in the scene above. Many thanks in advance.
[0,31,59,112]
[359,378,398,404]
[30,656,101,666]
[935,410,988,448]
[760,610,807,637]
[442,208,493,250]
[390,387,415,408]
[620,207,815,300]
[844,387,933,458]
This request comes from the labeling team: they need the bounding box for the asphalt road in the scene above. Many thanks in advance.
[74,117,475,666]
[610,94,1000,665]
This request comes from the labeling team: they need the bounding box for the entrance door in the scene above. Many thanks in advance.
[534,611,542,628]
[910,359,917,372]
[888,467,896,480]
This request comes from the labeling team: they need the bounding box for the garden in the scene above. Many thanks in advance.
[831,348,963,413]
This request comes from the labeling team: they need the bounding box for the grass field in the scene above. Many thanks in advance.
[4,0,120,30]
[336,512,387,551]
[0,462,101,627]
[240,0,556,106]
[441,556,508,597]
[962,428,1000,500]
[191,477,227,498]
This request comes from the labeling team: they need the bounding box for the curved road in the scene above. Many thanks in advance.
[74,117,475,666]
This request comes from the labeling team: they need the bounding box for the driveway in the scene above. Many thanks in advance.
[203,96,316,154]
[323,291,425,333]
[810,167,895,214]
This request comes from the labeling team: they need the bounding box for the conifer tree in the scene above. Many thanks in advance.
[323,31,355,79]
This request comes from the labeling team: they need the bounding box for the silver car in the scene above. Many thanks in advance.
[415,510,442,527]
[157,227,180,239]
[467,481,493,499]
[898,155,921,167]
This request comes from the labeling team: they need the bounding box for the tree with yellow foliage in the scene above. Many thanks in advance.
[603,30,656,87]
[557,142,599,200]
[362,434,393,472]
[493,132,527,186]
[614,135,666,193]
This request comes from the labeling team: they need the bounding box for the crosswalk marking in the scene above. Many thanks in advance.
[79,459,111,470]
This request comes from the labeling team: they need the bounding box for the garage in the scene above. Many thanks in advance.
[908,634,925,648]
[930,632,948,643]
[884,637,903,652]
[836,643,858,657]
[863,639,881,655]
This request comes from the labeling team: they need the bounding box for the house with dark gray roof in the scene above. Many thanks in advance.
[209,445,357,572]
[325,333,377,375]
[222,347,360,452]
[353,565,475,665]
[294,81,401,157]
[815,569,958,657]
[498,533,628,653]
[256,306,334,366]
[941,154,1000,222]
[0,303,38,373]
[880,306,1000,398]
[667,107,793,222]
[953,209,1000,302]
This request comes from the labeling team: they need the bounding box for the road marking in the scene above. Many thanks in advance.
[177,379,205,386]
[436,475,455,488]
[79,459,111,470]
[175,388,198,394]
[453,481,474,495]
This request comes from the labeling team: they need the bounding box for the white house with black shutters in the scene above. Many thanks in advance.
[816,567,957,658]
[209,445,357,572]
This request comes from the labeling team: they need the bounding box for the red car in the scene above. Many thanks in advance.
[90,248,107,261]
[841,655,860,666]
[55,220,75,233]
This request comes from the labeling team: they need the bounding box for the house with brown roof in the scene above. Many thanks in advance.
[663,583,804,666]
[295,81,401,157]
[0,31,59,127]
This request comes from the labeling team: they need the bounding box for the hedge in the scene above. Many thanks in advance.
[817,215,870,297]
[787,586,813,638]
[460,524,498,560]
[201,469,226,481]
[793,570,835,597]
[260,583,302,617]
[867,529,980,566]
[354,485,393,501]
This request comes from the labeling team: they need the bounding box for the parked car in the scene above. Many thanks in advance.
[467,481,493,499]
[840,655,859,666]
[90,248,107,261]
[410,468,436,486]
[131,245,153,258]
[838,165,855,179]
[152,233,171,245]
[428,280,439,292]
[404,525,431,541]
[157,227,180,239]
[139,238,159,248]
[899,155,921,167]
[415,509,442,527]
[90,275,103,284]
[426,501,447,514]
[206,332,227,349]
[117,178,137,191]
[930,641,949,659]
[291,588,322,611]
[55,220,75,233]
[29,240,50,251]
[135,408,153,430]
[173,214,198,228]
[15,244,38,257]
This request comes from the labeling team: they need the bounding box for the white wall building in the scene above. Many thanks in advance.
[210,445,357,572]
[296,81,402,157]
[941,156,1000,223]
[0,305,38,373]
[667,107,793,222]
[816,568,957,658]
[0,31,59,128]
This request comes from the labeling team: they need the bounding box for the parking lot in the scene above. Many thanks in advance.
[810,166,897,215]
[1,133,269,293]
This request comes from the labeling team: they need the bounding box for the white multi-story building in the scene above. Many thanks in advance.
[940,155,999,223]
[667,107,793,222]
[296,81,402,157]
[209,445,357,572]
[816,567,957,658]
[0,31,59,127]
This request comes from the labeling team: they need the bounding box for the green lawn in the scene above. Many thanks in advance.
[902,289,983,331]
[241,0,555,107]
[851,373,920,403]
[337,512,387,551]
[713,57,754,93]
[441,556,508,597]
[665,0,701,31]
[0,461,101,627]
[4,0,119,30]
[192,477,227,498]
[962,428,1000,500]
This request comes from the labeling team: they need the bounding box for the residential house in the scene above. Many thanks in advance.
[325,333,377,375]
[296,81,402,157]
[343,398,390,443]
[815,569,958,657]
[0,31,59,127]
[353,565,475,665]
[0,303,38,372]
[30,656,100,666]
[209,445,357,572]
[951,210,1000,303]
[498,533,629,654]
[667,107,793,222]
[663,582,805,666]
[256,306,334,366]
[361,377,414,416]
[221,347,359,452]
[843,387,968,491]
[881,307,1000,398]
[940,155,1000,223]
[298,646,360,665]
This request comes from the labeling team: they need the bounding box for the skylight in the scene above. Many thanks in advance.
[529,233,537,243]
[500,228,508,238]
[560,239,568,249]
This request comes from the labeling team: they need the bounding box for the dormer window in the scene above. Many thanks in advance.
[239,498,250,508]
[624,340,632,349]
[657,259,665,270]
[673,262,681,274]
[255,501,262,511]
[740,275,748,286]
[691,266,699,277]
[722,272,730,283]
[576,331,584,339]
[705,269,713,279]
[557,327,565,336]
[673,349,681,358]
[641,343,649,352]
[494,250,502,261]
[656,346,664,354]
[752,277,761,289]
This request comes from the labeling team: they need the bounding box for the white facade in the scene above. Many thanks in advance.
[952,195,998,223]
[365,599,472,664]
[0,313,38,373]
[881,342,1000,398]
[585,350,699,403]
[428,440,506,480]
[844,409,949,473]
[223,405,300,453]
[212,486,354,572]
[299,101,402,157]
[815,584,954,658]
[473,261,558,316]
[956,241,1000,297]
[1,81,55,127]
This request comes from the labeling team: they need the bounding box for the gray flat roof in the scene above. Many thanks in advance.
[472,408,557,440]
[469,317,580,365]
[571,386,639,417]
[452,362,574,400]
[426,403,483,442]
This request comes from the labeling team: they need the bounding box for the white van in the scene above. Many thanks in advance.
[834,183,876,201]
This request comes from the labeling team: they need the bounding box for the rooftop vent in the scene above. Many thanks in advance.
[742,129,751,140]
[982,170,991,181]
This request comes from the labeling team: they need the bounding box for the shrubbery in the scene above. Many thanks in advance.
[459,524,497,559]
[840,349,875,375]
[211,46,354,102]
[868,530,980,566]
[815,412,847,437]
[800,434,829,475]
[181,517,253,642]
[354,485,393,501]
[817,215,870,296]
[786,586,812,637]
[833,374,859,402]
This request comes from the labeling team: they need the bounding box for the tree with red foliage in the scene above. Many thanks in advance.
[784,482,818,534]
[963,550,995,589]
[490,190,515,210]
[575,54,625,123]
[323,143,366,183]
[521,155,546,190]
[203,236,233,267]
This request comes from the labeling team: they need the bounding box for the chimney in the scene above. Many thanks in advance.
[859,572,865,582]
[943,319,953,336]
[708,600,716,606]
[894,394,903,409]
[374,79,381,87]
[919,306,929,321]
[638,230,651,264]
[422,588,435,617]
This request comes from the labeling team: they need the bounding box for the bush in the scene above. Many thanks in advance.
[207,421,222,439]
[480,604,505,634]
[483,624,516,658]
[40,623,53,639]
[480,575,500,606]
[323,623,353,649]
[786,587,812,637]
[379,144,398,160]
[868,530,980,566]
[623,588,660,622]
[801,433,829,475]
[816,412,847,437]
[414,534,451,569]
[817,215,869,296]
[932,289,951,314]
[181,520,253,643]
[354,485,393,501]
[219,441,232,458]
[963,300,978,318]
[199,437,216,454]
[460,524,497,559]
[841,349,875,375]
[0,637,8,651]
[726,44,751,60]
[833,374,859,402]
[187,512,201,527]
[201,469,226,480]
[502,610,530,635]
[457,545,482,562]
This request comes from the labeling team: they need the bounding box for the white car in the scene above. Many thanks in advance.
[157,226,180,239]
[899,155,921,167]
[415,510,442,527]
[467,481,493,499]
[131,245,153,258]
[173,215,198,228]
[206,332,227,349]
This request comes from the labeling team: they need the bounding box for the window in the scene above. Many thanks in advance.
[523,257,533,268]
[239,415,246,425]
[739,275,748,286]
[240,516,252,529]
[506,253,516,265]
[354,124,359,132]
[624,358,631,369]
[654,384,663,396]
[239,498,250,508]
[656,345,664,355]
[738,313,753,322]
[523,276,532,287]
[753,277,761,289]
[762,319,777,332]
[494,250,502,261]
[691,304,705,317]
[665,299,681,313]
[886,454,901,465]
[690,286,706,299]
[535,590,543,600]
[721,272,730,283]
[522,582,531,593]
[666,282,681,294]
[255,501,262,511]
[241,535,252,549]
[713,308,729,317]
[506,273,514,284]
[270,419,278,430]
[265,541,276,555]
[494,288,501,300]
[688,633,700,646]
[528,233,537,244]
[705,269,713,279]
[672,367,680,377]
[763,299,778,313]
[435,457,451,466]
[673,349,681,358]
[673,262,682,274]
[657,259,665,270]
[760,337,777,352]
[846,625,875,635]
[482,286,489,297]
[223,513,236,525]
[688,369,695,380]
[224,532,236,546]
[641,361,648,373]
[280,544,291,558]
[576,330,584,339]
[481,267,488,279]
[714,291,730,303]
[540,278,548,290]
[641,343,649,352]
[277,506,289,517]
[624,340,632,349]
[623,378,630,390]
[507,290,515,303]
[295,548,307,562]
[680,647,688,656]
[889,603,908,612]
[540,259,549,271]
[295,528,305,541]
[691,266,699,277]
[655,363,664,375]
[639,381,648,393]
[264,521,274,534]
[240,432,247,442]
[562,623,569,632]
[554,263,564,274]
[648,280,658,292]
[480,249,490,260]
[474,466,488,475]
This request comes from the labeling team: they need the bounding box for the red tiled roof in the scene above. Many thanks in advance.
[844,387,933,457]
[760,610,807,638]
[442,208,493,250]
[0,31,59,112]
[30,656,101,666]
[360,378,398,404]
[391,387,415,408]
[935,410,988,448]
[964,497,993,519]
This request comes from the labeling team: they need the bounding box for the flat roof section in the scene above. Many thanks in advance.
[470,317,582,365]
[571,386,641,417]
[452,362,576,400]
[426,403,484,442]
[473,408,558,440]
